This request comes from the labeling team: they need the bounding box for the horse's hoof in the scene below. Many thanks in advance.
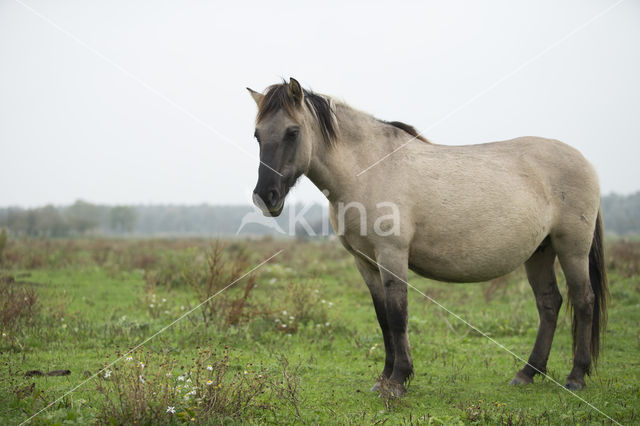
[373,378,407,398]
[510,370,533,385]
[385,382,406,398]
[564,378,585,391]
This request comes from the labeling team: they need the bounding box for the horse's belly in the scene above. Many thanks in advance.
[408,246,530,282]
[408,226,545,283]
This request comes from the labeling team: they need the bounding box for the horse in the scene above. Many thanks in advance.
[246,78,608,396]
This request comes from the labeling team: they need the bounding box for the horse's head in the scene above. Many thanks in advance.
[247,78,330,217]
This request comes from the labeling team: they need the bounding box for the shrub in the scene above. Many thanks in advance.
[144,248,201,290]
[182,241,259,327]
[0,276,39,345]
[608,240,640,277]
[270,281,329,334]
[95,347,271,424]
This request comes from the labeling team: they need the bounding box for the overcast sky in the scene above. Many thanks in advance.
[1,0,638,207]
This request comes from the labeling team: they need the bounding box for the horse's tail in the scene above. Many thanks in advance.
[574,209,609,371]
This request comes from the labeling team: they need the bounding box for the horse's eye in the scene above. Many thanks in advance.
[285,127,300,141]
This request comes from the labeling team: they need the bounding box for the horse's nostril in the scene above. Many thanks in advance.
[267,190,278,206]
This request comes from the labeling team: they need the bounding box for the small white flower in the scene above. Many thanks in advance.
[282,310,287,315]
[325,322,330,326]
[139,375,145,383]
[177,375,185,381]
[206,365,213,371]
[321,299,326,304]
[274,318,280,323]
[126,356,133,361]
[328,302,334,307]
[149,304,154,308]
[104,369,112,378]
[281,324,287,328]
[138,362,145,369]
[243,370,248,375]
[186,378,192,383]
[162,298,167,303]
[166,406,175,414]
[289,316,294,320]
[269,278,276,284]
[206,380,213,386]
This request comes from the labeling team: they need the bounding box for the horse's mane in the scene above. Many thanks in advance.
[256,82,429,146]
[379,120,430,143]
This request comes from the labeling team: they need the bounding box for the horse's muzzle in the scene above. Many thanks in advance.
[252,191,284,217]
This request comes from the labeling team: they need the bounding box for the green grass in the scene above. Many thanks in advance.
[1,238,639,424]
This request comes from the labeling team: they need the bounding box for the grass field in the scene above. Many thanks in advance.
[0,237,638,424]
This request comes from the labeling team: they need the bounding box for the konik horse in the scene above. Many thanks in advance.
[247,78,608,396]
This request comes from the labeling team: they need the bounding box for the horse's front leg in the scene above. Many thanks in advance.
[354,257,394,391]
[377,249,413,397]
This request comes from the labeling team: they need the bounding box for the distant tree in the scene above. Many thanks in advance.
[602,192,640,235]
[109,206,137,234]
[0,228,7,262]
[64,200,99,235]
[25,210,38,237]
[4,209,27,236]
[35,205,69,237]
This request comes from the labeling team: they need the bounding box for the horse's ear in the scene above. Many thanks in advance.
[246,88,264,106]
[288,78,304,105]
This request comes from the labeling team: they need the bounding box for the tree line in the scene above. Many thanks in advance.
[0,201,329,237]
[0,201,137,237]
[0,192,638,237]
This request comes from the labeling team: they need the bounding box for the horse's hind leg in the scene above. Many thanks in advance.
[557,253,594,390]
[511,241,562,385]
[353,257,395,391]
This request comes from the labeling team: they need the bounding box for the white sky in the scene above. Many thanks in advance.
[1,0,639,207]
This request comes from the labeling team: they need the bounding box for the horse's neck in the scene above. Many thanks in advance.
[305,104,400,202]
